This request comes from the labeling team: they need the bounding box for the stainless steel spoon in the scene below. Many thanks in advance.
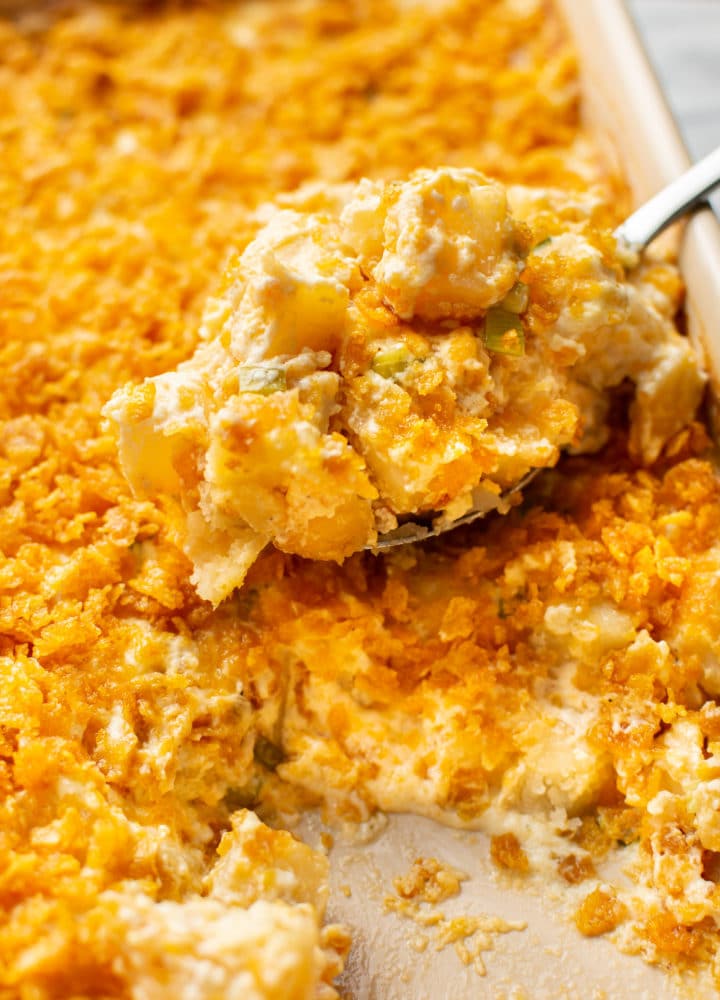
[372,145,720,550]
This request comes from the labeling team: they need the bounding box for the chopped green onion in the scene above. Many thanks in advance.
[253,735,285,771]
[533,236,553,251]
[500,281,529,314]
[222,775,263,810]
[596,811,639,847]
[483,308,526,357]
[237,366,287,395]
[371,344,412,379]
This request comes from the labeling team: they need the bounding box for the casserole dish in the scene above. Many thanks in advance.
[2,1,720,997]
[310,2,720,997]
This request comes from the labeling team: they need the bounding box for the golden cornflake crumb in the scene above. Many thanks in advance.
[393,856,468,904]
[557,854,596,885]
[574,888,628,937]
[490,833,530,874]
[385,861,526,978]
[641,910,711,961]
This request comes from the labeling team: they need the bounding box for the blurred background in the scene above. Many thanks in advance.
[630,0,720,213]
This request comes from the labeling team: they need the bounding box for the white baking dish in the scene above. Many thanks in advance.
[558,0,720,404]
[310,3,720,997]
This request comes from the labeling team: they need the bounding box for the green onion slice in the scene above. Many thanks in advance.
[237,366,287,395]
[533,236,553,251]
[371,344,412,379]
[500,281,529,314]
[253,735,285,771]
[483,308,525,357]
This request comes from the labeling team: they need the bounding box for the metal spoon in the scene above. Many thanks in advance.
[372,145,720,550]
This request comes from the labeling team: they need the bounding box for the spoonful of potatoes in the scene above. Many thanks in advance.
[374,144,720,549]
[106,149,720,603]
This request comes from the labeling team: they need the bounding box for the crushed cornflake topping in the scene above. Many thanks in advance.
[385,857,526,976]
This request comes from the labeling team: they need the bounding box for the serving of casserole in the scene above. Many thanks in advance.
[1,1,720,997]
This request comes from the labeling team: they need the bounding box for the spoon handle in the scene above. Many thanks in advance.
[615,144,720,253]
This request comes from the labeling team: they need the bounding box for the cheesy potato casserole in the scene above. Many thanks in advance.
[1,0,720,996]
